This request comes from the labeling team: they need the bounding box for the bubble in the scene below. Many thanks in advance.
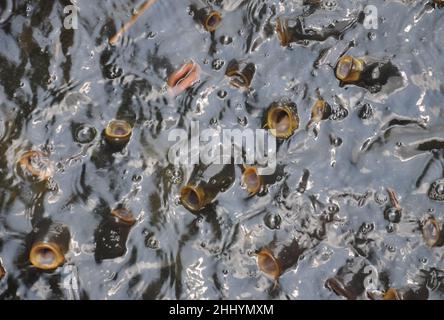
[104,64,123,79]
[384,207,401,223]
[74,125,97,144]
[428,179,444,201]
[212,59,225,71]
[367,32,376,41]
[145,234,159,249]
[47,178,58,192]
[217,90,227,99]
[218,34,233,45]
[374,191,387,205]
[386,224,395,233]
[237,116,248,126]
[324,1,337,9]
[166,168,183,184]
[360,223,374,234]
[358,103,373,120]
[264,212,282,230]
[328,203,340,214]
[329,106,348,121]
[330,136,342,147]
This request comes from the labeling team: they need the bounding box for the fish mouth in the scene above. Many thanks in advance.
[167,61,201,96]
[30,242,65,270]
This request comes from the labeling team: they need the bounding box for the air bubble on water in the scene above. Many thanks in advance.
[359,103,373,120]
[264,212,281,230]
[75,125,97,144]
[362,223,373,234]
[374,191,387,205]
[145,235,160,249]
[166,168,183,184]
[328,204,339,214]
[330,136,342,147]
[212,59,224,71]
[220,36,233,45]
[385,207,401,223]
[217,90,227,99]
[105,64,123,79]
[324,1,337,9]
[238,116,247,126]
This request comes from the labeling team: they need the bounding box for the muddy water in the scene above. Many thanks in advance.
[0,0,444,300]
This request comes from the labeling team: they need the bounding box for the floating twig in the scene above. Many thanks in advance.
[109,0,158,46]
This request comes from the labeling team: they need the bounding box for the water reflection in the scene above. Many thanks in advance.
[0,0,444,300]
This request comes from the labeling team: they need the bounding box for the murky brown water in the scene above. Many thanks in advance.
[1,0,444,300]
